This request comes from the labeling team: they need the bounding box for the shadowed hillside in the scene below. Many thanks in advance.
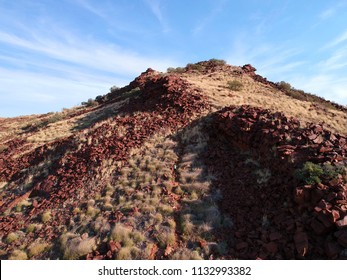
[0,60,346,260]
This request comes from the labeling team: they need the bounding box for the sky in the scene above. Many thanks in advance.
[1,0,347,117]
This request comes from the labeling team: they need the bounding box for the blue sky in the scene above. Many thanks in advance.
[1,0,347,117]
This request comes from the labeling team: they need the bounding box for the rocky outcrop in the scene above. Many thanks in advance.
[209,105,347,259]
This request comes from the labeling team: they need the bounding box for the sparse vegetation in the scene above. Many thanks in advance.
[27,241,49,258]
[277,81,339,111]
[60,233,96,260]
[110,85,120,93]
[295,162,324,185]
[227,80,243,91]
[208,58,227,65]
[41,210,52,223]
[5,232,19,244]
[0,144,8,153]
[110,223,133,246]
[81,98,98,107]
[294,161,346,185]
[47,112,64,123]
[167,67,185,73]
[8,250,28,260]
[1,59,347,261]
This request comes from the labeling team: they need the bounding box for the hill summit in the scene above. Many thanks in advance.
[0,59,346,260]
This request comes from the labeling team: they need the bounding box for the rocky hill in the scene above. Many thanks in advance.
[0,59,346,260]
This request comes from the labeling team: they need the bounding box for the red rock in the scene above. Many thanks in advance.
[317,199,330,210]
[336,215,347,228]
[311,218,327,235]
[81,233,89,240]
[264,242,278,254]
[335,230,347,248]
[269,232,282,241]
[311,189,325,204]
[235,241,248,251]
[109,240,121,252]
[31,199,38,208]
[164,245,173,256]
[317,211,334,228]
[294,188,305,205]
[319,146,333,153]
[325,241,342,258]
[328,210,340,223]
[294,231,308,256]
[308,134,318,140]
[312,135,324,144]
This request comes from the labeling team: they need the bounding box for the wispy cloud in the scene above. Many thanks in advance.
[227,36,304,80]
[0,8,178,116]
[319,7,336,20]
[0,28,175,75]
[291,73,347,105]
[323,29,347,49]
[74,0,108,20]
[143,0,170,32]
[0,67,106,117]
[319,1,347,20]
[318,48,347,70]
[192,0,228,35]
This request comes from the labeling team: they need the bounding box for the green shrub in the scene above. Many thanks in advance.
[81,98,98,107]
[295,162,346,185]
[47,113,63,124]
[167,67,185,73]
[208,58,226,65]
[295,162,323,184]
[110,85,120,92]
[186,63,204,72]
[227,80,243,91]
[277,81,292,91]
[322,163,347,181]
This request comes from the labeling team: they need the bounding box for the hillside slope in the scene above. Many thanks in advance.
[0,60,346,260]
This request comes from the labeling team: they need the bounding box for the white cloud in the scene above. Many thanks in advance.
[319,1,347,20]
[226,37,304,81]
[225,36,347,106]
[0,29,175,76]
[192,0,228,35]
[318,48,347,70]
[74,0,109,20]
[291,74,347,105]
[323,29,347,49]
[319,7,336,20]
[143,0,170,33]
[0,14,178,116]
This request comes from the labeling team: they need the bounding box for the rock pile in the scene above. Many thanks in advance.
[209,105,347,259]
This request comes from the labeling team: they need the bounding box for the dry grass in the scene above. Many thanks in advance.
[184,72,347,134]
[41,210,52,223]
[60,233,96,260]
[110,223,132,244]
[27,240,50,258]
[8,249,28,260]
[5,232,19,244]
